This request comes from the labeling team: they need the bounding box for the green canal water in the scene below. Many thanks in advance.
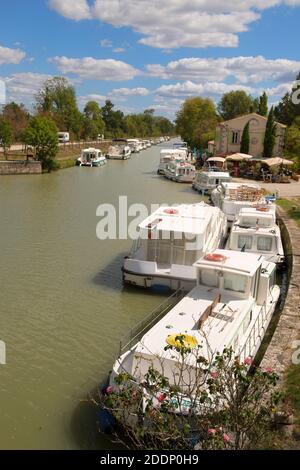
[0,143,203,449]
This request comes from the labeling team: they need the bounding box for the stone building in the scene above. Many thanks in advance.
[214,113,286,157]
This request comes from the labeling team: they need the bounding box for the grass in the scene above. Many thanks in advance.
[277,198,300,227]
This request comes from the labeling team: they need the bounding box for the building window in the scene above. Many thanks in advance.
[231,131,239,144]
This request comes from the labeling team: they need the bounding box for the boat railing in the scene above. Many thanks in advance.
[118,288,185,357]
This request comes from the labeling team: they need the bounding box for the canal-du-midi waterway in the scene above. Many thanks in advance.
[0,142,204,449]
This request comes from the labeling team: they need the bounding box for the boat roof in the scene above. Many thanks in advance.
[138,203,221,236]
[193,249,264,277]
[231,224,280,237]
[135,286,253,363]
[160,148,186,155]
[221,182,261,190]
[197,171,230,178]
[82,147,101,153]
[238,206,276,217]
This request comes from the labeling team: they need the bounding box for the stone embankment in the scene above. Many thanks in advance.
[0,160,42,175]
[261,207,300,378]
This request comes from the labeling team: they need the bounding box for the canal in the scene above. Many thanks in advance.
[0,143,202,449]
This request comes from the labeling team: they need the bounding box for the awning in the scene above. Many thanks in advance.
[263,157,294,166]
[225,153,253,161]
[206,157,226,163]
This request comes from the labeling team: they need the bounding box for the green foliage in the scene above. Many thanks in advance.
[23,116,59,172]
[0,119,13,159]
[1,102,30,141]
[99,347,281,450]
[284,116,300,170]
[263,107,276,158]
[274,72,300,125]
[175,97,218,149]
[35,76,82,138]
[240,121,250,154]
[217,90,254,120]
[83,101,105,140]
[258,91,268,117]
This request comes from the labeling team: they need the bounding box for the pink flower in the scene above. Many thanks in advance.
[106,385,114,394]
[157,392,166,403]
[208,428,217,436]
[223,433,231,443]
[265,367,273,373]
[210,371,219,379]
[244,356,253,366]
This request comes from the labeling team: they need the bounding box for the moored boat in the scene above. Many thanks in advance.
[122,202,227,291]
[76,148,106,167]
[112,250,280,395]
[106,145,131,160]
[226,206,284,265]
[193,170,231,194]
[211,182,274,224]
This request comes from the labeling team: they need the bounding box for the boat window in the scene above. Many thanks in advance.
[238,235,253,250]
[224,273,247,293]
[257,236,272,251]
[199,269,219,288]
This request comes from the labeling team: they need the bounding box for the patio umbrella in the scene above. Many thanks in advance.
[206,157,226,163]
[264,157,294,166]
[225,153,253,161]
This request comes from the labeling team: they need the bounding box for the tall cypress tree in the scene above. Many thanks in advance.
[258,91,268,117]
[263,107,276,158]
[240,121,250,154]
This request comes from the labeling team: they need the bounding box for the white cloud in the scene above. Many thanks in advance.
[155,80,254,98]
[48,0,300,49]
[48,0,91,21]
[50,56,140,81]
[1,72,52,106]
[264,82,294,96]
[113,48,125,53]
[100,39,113,48]
[110,87,150,97]
[147,56,300,84]
[0,44,26,65]
[78,94,107,108]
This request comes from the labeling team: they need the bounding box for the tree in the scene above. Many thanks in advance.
[257,91,268,117]
[2,102,30,141]
[176,97,219,149]
[0,119,13,160]
[35,77,82,138]
[240,121,250,154]
[285,116,300,170]
[263,107,276,158]
[98,347,282,450]
[101,100,125,138]
[83,101,105,140]
[23,116,58,172]
[218,91,254,120]
[274,72,300,125]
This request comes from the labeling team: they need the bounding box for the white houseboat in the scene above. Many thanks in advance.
[76,148,106,167]
[157,149,187,175]
[211,182,273,224]
[122,203,227,290]
[127,139,143,153]
[164,161,195,183]
[112,250,280,394]
[106,145,131,160]
[226,207,284,265]
[193,171,231,194]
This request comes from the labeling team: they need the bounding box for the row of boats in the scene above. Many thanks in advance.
[76,137,168,166]
[107,142,285,413]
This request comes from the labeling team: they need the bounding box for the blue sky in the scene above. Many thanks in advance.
[1,0,300,119]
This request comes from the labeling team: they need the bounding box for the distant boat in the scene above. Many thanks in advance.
[106,145,131,160]
[76,148,106,167]
[193,170,231,194]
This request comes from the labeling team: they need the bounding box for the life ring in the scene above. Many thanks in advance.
[164,208,178,215]
[166,334,198,349]
[205,253,227,262]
